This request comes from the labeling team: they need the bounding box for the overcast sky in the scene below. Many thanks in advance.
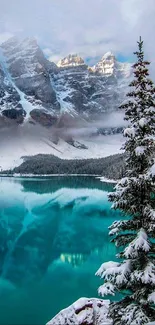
[0,0,155,68]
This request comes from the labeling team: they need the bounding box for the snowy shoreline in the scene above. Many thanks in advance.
[0,173,117,183]
[96,176,117,183]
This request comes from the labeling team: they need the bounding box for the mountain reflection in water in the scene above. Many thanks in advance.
[0,176,121,325]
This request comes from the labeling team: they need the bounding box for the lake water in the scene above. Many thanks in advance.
[0,176,121,325]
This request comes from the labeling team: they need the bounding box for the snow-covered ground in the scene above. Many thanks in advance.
[0,131,124,171]
[47,297,112,325]
[96,176,117,183]
[46,296,154,325]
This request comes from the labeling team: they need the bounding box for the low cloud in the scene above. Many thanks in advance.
[0,32,13,45]
[43,48,53,57]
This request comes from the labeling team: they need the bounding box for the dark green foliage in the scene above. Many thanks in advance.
[96,37,155,324]
[7,153,125,180]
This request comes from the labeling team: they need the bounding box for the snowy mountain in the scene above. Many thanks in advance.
[0,37,132,129]
[94,51,131,77]
[57,54,85,67]
[0,37,59,124]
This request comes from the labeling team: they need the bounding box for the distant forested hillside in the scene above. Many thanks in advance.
[7,153,126,180]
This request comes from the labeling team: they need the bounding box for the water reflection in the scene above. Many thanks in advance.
[0,176,121,325]
[20,176,115,194]
[60,253,88,267]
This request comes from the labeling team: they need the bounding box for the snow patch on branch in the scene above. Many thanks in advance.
[96,260,131,296]
[135,146,145,155]
[109,227,119,236]
[121,304,150,325]
[139,117,147,128]
[132,262,155,285]
[98,282,115,296]
[121,98,138,106]
[124,127,135,138]
[96,261,120,278]
[144,206,155,220]
[148,291,155,304]
[149,163,155,177]
[124,229,150,258]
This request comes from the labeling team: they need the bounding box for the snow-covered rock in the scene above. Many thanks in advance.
[0,37,132,132]
[94,52,116,75]
[94,52,131,78]
[46,298,112,325]
[57,54,85,68]
[0,49,22,118]
[53,57,131,120]
[0,37,59,118]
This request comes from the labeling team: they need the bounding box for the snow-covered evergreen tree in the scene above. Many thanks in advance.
[96,37,155,324]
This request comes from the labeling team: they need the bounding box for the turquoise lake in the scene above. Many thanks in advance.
[0,176,122,325]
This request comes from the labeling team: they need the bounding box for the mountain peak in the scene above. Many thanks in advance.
[57,54,84,68]
[94,52,132,77]
[20,37,38,49]
[94,52,116,75]
[102,51,115,60]
[1,36,19,49]
[1,37,39,58]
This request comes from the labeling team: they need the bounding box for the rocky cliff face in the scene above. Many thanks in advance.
[0,37,132,129]
[57,54,85,67]
[1,37,59,115]
[52,54,131,125]
[94,51,131,78]
[0,53,24,125]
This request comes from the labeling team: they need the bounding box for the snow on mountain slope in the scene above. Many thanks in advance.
[0,47,38,118]
[57,54,85,68]
[52,53,132,120]
[0,36,132,164]
[0,37,132,128]
[94,52,116,75]
[2,37,49,79]
[1,37,59,115]
[0,53,21,115]
[0,128,123,171]
[50,73,76,114]
[94,51,131,78]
